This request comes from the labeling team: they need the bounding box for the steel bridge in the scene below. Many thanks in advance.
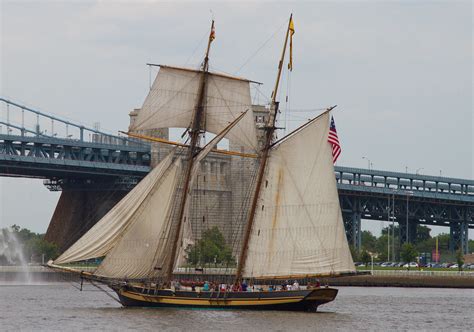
[1,98,473,253]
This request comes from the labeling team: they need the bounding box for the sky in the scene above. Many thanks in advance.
[0,1,472,237]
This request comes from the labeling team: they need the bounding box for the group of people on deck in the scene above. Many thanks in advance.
[171,279,322,292]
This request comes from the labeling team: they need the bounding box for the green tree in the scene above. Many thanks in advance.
[360,250,371,266]
[349,245,359,262]
[26,237,59,262]
[361,230,377,253]
[415,225,431,243]
[186,227,235,266]
[455,250,464,271]
[400,243,418,264]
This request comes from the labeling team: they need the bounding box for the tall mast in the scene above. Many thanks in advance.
[165,20,215,283]
[235,14,293,283]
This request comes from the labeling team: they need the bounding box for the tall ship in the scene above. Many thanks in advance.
[48,15,355,312]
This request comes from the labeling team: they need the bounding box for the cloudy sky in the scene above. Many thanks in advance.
[0,1,472,236]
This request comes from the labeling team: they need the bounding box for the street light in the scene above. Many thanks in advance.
[405,191,414,243]
[362,156,371,170]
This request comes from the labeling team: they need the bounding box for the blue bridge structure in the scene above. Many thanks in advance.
[1,98,473,254]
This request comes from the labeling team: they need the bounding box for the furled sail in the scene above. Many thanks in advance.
[94,159,181,279]
[53,150,176,265]
[131,66,258,151]
[242,112,355,279]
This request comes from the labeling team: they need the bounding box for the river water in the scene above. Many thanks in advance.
[0,284,472,331]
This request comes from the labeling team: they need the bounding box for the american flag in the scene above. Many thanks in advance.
[328,116,341,163]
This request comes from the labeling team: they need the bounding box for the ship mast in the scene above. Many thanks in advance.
[165,20,215,283]
[235,14,293,283]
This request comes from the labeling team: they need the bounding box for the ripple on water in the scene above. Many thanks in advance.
[0,284,473,331]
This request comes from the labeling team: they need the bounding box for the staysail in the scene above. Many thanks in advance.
[131,66,258,151]
[53,150,176,265]
[242,112,355,278]
[94,159,181,279]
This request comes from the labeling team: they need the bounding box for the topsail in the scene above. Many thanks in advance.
[131,66,259,151]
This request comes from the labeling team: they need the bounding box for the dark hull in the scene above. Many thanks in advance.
[113,285,338,312]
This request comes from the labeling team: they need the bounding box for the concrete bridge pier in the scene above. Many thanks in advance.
[44,189,127,253]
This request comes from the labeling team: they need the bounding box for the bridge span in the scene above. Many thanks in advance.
[1,98,472,254]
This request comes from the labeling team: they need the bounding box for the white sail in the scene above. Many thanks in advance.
[131,66,258,151]
[94,159,181,279]
[242,112,355,279]
[53,151,176,265]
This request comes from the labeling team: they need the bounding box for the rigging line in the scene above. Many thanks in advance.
[234,19,289,75]
[207,77,257,150]
[253,85,271,104]
[185,29,210,66]
[88,279,122,304]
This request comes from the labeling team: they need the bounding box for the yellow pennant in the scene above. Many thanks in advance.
[288,18,295,71]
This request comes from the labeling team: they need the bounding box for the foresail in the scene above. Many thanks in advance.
[53,150,176,265]
[131,66,258,151]
[242,112,355,279]
[94,159,181,279]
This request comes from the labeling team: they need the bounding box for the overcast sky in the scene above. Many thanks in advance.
[0,1,472,237]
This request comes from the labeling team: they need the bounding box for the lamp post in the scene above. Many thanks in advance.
[387,195,390,261]
[405,191,414,243]
[362,156,371,170]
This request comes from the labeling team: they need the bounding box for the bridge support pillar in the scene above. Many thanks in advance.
[342,199,361,251]
[44,189,127,253]
[449,221,469,254]
[400,221,417,245]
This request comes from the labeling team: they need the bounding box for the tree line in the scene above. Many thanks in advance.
[352,225,473,265]
[0,225,58,265]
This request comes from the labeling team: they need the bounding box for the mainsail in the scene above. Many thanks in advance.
[242,112,355,278]
[131,65,258,151]
[53,151,176,265]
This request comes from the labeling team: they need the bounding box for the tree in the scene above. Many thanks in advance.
[400,243,418,264]
[349,245,359,262]
[361,230,377,253]
[26,237,59,262]
[186,227,235,266]
[456,250,464,272]
[360,250,371,266]
[415,225,431,243]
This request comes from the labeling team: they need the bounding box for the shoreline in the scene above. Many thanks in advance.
[1,267,473,288]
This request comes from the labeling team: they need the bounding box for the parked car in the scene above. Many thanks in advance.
[403,262,419,268]
[449,264,459,269]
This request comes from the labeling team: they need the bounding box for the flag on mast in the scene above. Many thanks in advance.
[288,17,295,71]
[210,23,216,42]
[328,116,341,163]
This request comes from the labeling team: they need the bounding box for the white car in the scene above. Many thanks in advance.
[449,264,459,269]
[403,262,418,268]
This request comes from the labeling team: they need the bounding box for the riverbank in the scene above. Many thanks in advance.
[1,266,474,288]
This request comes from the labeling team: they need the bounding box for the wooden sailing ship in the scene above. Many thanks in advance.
[48,15,356,312]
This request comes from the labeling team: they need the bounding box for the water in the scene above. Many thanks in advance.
[1,284,472,331]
